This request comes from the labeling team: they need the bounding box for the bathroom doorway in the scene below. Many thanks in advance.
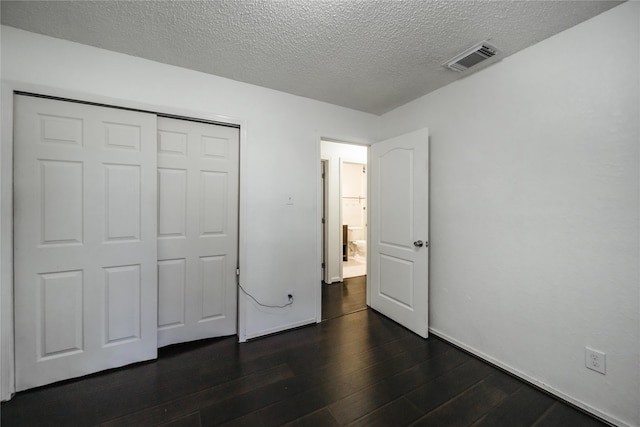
[320,139,368,320]
[320,140,368,284]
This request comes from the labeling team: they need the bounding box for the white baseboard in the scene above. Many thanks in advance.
[429,327,629,427]
[244,318,316,341]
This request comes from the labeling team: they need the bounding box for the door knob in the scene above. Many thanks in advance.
[414,240,424,247]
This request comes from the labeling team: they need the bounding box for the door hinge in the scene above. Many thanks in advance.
[321,218,325,224]
[236,268,240,276]
[321,262,325,268]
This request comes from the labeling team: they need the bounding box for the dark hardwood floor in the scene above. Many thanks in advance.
[322,275,367,320]
[2,279,607,426]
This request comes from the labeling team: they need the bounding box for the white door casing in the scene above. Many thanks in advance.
[157,117,239,347]
[13,95,158,391]
[369,128,429,338]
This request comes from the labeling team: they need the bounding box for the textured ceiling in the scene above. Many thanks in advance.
[1,1,622,115]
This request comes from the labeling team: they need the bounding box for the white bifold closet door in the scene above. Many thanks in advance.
[156,117,239,347]
[13,95,158,391]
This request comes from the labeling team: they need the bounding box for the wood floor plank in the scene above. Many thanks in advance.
[157,412,202,427]
[409,373,521,427]
[283,408,340,427]
[531,402,608,427]
[470,384,556,427]
[347,397,423,427]
[404,357,494,415]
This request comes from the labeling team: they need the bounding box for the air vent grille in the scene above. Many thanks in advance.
[445,42,498,72]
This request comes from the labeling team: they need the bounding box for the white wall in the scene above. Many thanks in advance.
[320,140,367,283]
[380,3,639,426]
[0,26,379,399]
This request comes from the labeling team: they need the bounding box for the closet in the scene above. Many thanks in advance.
[13,94,239,391]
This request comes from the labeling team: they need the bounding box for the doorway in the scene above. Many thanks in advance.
[320,139,368,320]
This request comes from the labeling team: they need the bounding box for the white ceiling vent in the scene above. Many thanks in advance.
[445,41,498,72]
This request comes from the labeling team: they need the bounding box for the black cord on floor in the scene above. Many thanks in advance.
[238,283,294,308]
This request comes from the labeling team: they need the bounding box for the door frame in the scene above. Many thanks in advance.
[0,81,248,400]
[321,159,328,283]
[316,136,371,323]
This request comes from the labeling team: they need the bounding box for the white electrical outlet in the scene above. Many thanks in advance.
[585,347,606,374]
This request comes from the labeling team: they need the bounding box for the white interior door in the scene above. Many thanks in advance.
[13,95,158,391]
[157,117,239,347]
[369,128,429,338]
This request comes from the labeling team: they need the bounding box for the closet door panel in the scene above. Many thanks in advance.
[14,95,158,391]
[157,117,238,346]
